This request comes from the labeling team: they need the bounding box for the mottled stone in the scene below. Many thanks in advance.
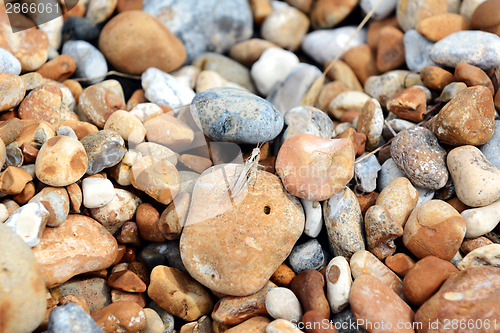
[386,87,427,123]
[462,199,500,238]
[357,98,383,151]
[364,70,409,106]
[80,130,126,175]
[90,189,141,234]
[283,106,334,144]
[91,301,147,333]
[458,243,500,270]
[288,239,325,273]
[365,205,404,260]
[0,73,26,112]
[403,29,438,71]
[261,6,309,51]
[48,303,103,333]
[396,0,460,32]
[325,256,352,314]
[141,67,195,109]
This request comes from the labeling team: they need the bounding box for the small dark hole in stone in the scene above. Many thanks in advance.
[264,206,271,215]
[211,274,216,279]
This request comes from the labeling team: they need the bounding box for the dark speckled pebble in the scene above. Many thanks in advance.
[288,239,325,274]
[62,17,101,42]
[80,130,126,175]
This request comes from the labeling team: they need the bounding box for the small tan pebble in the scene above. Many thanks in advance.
[91,301,147,333]
[196,70,247,93]
[13,181,36,204]
[126,89,148,110]
[290,270,330,319]
[78,85,125,128]
[416,13,471,42]
[21,143,39,164]
[60,294,90,314]
[226,316,271,333]
[357,98,384,151]
[229,38,278,67]
[325,60,363,92]
[62,79,83,103]
[0,73,26,112]
[37,55,77,82]
[104,109,146,144]
[180,154,213,173]
[66,183,82,213]
[314,81,349,113]
[266,319,304,332]
[328,91,371,120]
[454,62,495,95]
[180,315,212,333]
[310,0,358,29]
[18,85,63,126]
[147,265,214,321]
[386,86,427,122]
[270,263,296,288]
[128,261,149,285]
[365,205,404,260]
[136,203,165,242]
[420,65,455,91]
[376,177,418,227]
[366,16,399,49]
[116,222,141,247]
[0,118,23,145]
[460,236,494,254]
[108,269,147,293]
[35,136,88,187]
[158,192,190,240]
[0,166,33,195]
[248,0,273,25]
[16,120,55,148]
[385,253,415,276]
[261,6,309,51]
[342,44,380,85]
[59,120,98,140]
[144,114,195,151]
[143,308,165,333]
[403,200,466,261]
[21,72,44,90]
[376,26,405,72]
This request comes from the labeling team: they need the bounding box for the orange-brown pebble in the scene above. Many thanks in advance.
[117,0,142,12]
[18,85,63,126]
[225,316,271,333]
[416,13,470,42]
[460,237,494,254]
[21,143,38,163]
[110,290,147,307]
[386,86,427,122]
[454,62,495,95]
[63,2,86,18]
[36,55,77,82]
[376,26,405,72]
[356,191,379,215]
[0,118,23,145]
[270,263,296,288]
[248,0,273,25]
[91,301,147,333]
[62,79,83,103]
[446,196,470,213]
[12,181,35,204]
[366,16,399,49]
[59,120,99,140]
[303,310,337,333]
[180,154,213,173]
[229,38,278,67]
[291,270,330,320]
[108,269,147,293]
[471,0,500,31]
[420,65,455,91]
[314,81,349,112]
[342,44,380,85]
[336,128,366,156]
[127,89,148,110]
[0,166,33,195]
[136,203,165,242]
[385,253,416,277]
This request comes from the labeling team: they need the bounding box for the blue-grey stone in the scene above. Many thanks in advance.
[267,63,322,114]
[62,40,107,84]
[360,0,397,20]
[191,87,284,144]
[147,301,175,333]
[430,31,500,70]
[143,0,253,63]
[288,239,325,273]
[404,30,437,71]
[141,67,195,110]
[301,27,367,65]
[377,158,405,191]
[283,106,334,143]
[354,154,381,193]
[417,187,435,204]
[80,130,126,175]
[0,47,21,74]
[47,303,103,333]
[62,17,101,42]
[480,120,500,169]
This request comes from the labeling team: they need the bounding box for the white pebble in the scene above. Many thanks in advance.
[266,319,304,333]
[300,199,322,238]
[458,244,500,270]
[142,68,196,110]
[129,103,164,123]
[82,177,116,209]
[0,47,21,75]
[462,200,500,238]
[0,203,9,223]
[325,256,352,313]
[265,287,302,322]
[4,202,49,247]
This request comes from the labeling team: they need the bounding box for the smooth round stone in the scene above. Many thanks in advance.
[323,187,365,258]
[191,87,283,144]
[134,142,178,165]
[267,63,322,114]
[364,70,409,106]
[18,85,63,126]
[288,239,325,273]
[86,0,118,24]
[143,308,165,333]
[290,269,330,320]
[301,199,323,238]
[62,40,107,84]
[104,110,146,144]
[357,98,383,151]
[143,0,252,63]
[32,214,118,288]
[350,275,413,333]
[461,0,487,20]
[438,81,468,102]
[427,86,495,146]
[480,121,500,168]
[261,6,309,51]
[415,267,500,332]
[57,126,78,140]
[180,166,304,296]
[430,30,500,69]
[282,106,334,143]
[108,150,141,186]
[36,136,88,187]
[360,0,397,20]
[462,200,500,238]
[143,114,194,151]
[229,38,279,67]
[82,177,115,209]
[47,303,103,333]
[0,73,26,112]
[1,28,49,72]
[80,130,126,175]
[458,244,500,270]
[251,48,299,96]
[447,145,500,207]
[403,29,437,71]
[141,67,195,109]
[4,202,49,247]
[417,13,470,42]
[0,223,47,333]
[301,27,367,65]
[365,205,404,260]
[354,153,381,193]
[391,126,449,190]
[396,0,460,32]
[328,91,371,120]
[276,134,355,201]
[310,0,358,29]
[147,301,176,333]
[62,17,101,42]
[0,47,21,74]
[91,301,147,332]
[196,70,247,93]
[325,256,352,314]
[129,103,164,123]
[471,0,500,30]
[265,287,302,322]
[403,200,466,261]
[29,187,70,227]
[266,319,304,332]
[99,10,186,75]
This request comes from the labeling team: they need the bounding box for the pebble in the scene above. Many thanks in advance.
[461,200,500,238]
[62,16,101,42]
[86,0,119,24]
[196,70,247,93]
[356,98,383,151]
[315,81,349,112]
[480,121,500,168]
[458,243,500,270]
[147,301,176,333]
[391,126,449,190]
[141,67,196,109]
[415,267,500,332]
[350,250,403,296]
[181,165,304,296]
[403,29,437,71]
[420,65,455,91]
[191,87,283,144]
[460,236,493,254]
[396,0,461,32]
[103,110,146,144]
[365,205,404,260]
[416,13,470,42]
[134,142,178,165]
[288,239,325,273]
[349,274,414,333]
[323,187,365,257]
[386,86,427,122]
[37,55,77,82]
[226,316,271,333]
[447,145,500,207]
[461,0,487,20]
[271,263,296,288]
[430,30,500,69]
[377,26,405,72]
[0,47,22,75]
[291,269,330,319]
[265,287,302,322]
[427,86,495,146]
[328,91,371,120]
[62,40,108,84]
[266,319,304,332]
[261,6,309,51]
[143,0,252,63]
[80,130,126,175]
[364,70,409,106]
[148,265,213,321]
[403,200,466,261]
[361,0,397,20]
[78,85,125,129]
[283,106,334,143]
[251,48,299,96]
[385,253,415,276]
[47,303,104,333]
[325,59,363,92]
[33,214,118,288]
[143,308,165,333]
[28,187,70,227]
[354,154,381,193]
[0,73,26,112]
[301,199,323,238]
[99,11,186,75]
[0,223,47,333]
[82,177,115,209]
[143,114,194,151]
[0,165,32,195]
[309,0,357,29]
[230,38,279,67]
[0,28,49,72]
[325,256,352,314]
[91,301,147,333]
[301,27,367,65]
[129,103,164,123]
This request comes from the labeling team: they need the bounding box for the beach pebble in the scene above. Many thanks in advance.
[325,256,352,314]
[403,200,466,261]
[364,70,409,105]
[447,145,500,207]
[323,187,365,258]
[460,237,494,254]
[266,319,304,332]
[377,26,405,72]
[480,120,500,169]
[457,244,500,270]
[261,6,309,51]
[417,13,470,42]
[386,86,427,123]
[0,73,26,112]
[283,106,334,143]
[80,130,126,175]
[288,239,325,273]
[403,29,437,71]
[396,0,460,32]
[77,85,125,128]
[4,202,49,247]
[143,114,194,151]
[28,187,70,227]
[191,87,283,144]
[230,38,278,67]
[430,30,500,69]
[357,98,383,151]
[461,0,487,20]
[141,67,195,109]
[62,41,107,84]
[251,48,299,96]
[91,301,147,333]
[385,253,415,276]
[0,47,21,75]
[0,223,47,333]
[354,154,381,193]
[47,303,103,333]
[462,200,500,238]
[142,308,165,333]
[301,199,323,238]
[0,28,49,72]
[265,287,302,322]
[86,0,119,24]
[0,165,32,195]
[82,177,115,209]
[196,70,247,93]
[104,110,146,144]
[291,269,330,319]
[391,126,449,190]
[328,91,371,120]
[360,0,397,20]
[365,205,404,260]
[226,317,270,333]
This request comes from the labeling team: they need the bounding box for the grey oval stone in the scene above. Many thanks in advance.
[191,87,284,144]
[47,303,104,333]
[404,30,437,71]
[288,239,325,274]
[62,40,107,84]
[283,105,334,143]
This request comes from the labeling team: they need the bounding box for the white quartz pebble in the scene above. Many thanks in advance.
[82,177,116,209]
[462,200,500,238]
[300,199,323,238]
[265,287,302,322]
[4,202,49,247]
[325,256,352,314]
